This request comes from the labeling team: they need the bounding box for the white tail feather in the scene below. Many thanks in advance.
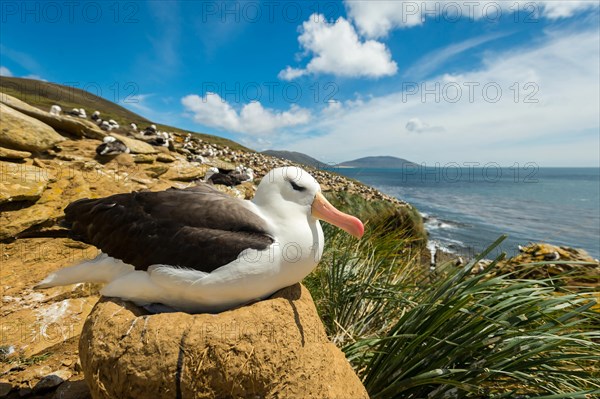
[101,271,159,304]
[35,253,135,288]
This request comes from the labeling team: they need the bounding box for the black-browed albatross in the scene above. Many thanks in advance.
[36,166,364,313]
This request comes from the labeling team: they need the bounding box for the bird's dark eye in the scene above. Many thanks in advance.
[290,180,306,192]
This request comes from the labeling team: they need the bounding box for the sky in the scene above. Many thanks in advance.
[1,0,599,166]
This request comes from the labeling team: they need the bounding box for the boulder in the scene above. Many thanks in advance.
[0,92,105,140]
[156,153,175,163]
[0,146,31,160]
[494,243,599,282]
[132,154,155,164]
[53,379,91,399]
[145,165,169,178]
[0,382,12,398]
[110,133,158,155]
[79,284,368,399]
[162,161,210,182]
[0,161,50,205]
[0,103,66,152]
[32,369,72,394]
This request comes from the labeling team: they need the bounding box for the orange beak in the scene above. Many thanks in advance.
[311,192,364,238]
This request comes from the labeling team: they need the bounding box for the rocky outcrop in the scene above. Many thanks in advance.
[79,284,369,399]
[0,161,50,205]
[0,146,31,160]
[0,92,105,140]
[110,133,157,154]
[493,243,599,282]
[0,103,66,152]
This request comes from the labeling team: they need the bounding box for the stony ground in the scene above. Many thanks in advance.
[0,92,410,398]
[2,93,597,398]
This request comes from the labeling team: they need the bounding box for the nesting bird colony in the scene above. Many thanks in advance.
[46,103,406,200]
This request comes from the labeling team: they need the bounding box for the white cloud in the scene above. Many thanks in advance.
[322,100,343,115]
[283,28,600,167]
[279,13,397,79]
[404,32,510,79]
[345,1,600,38]
[23,74,46,81]
[181,93,311,135]
[239,137,273,152]
[541,1,600,19]
[278,66,307,80]
[0,66,13,77]
[405,118,444,133]
[345,1,426,38]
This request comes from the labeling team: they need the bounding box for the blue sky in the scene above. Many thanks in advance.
[1,1,599,166]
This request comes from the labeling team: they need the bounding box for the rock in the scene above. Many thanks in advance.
[0,103,66,152]
[52,379,91,399]
[79,284,368,399]
[239,181,257,199]
[496,243,599,282]
[0,383,12,398]
[0,161,50,205]
[156,153,175,163]
[110,133,157,155]
[0,93,105,140]
[0,146,31,160]
[132,154,154,164]
[145,165,169,178]
[162,161,210,182]
[208,159,236,171]
[32,369,72,393]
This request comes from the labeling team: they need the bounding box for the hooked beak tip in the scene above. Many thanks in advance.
[311,192,365,239]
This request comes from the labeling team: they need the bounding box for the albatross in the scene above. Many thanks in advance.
[36,166,364,313]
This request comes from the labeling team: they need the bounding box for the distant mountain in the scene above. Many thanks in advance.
[338,156,417,169]
[0,76,247,150]
[261,150,328,168]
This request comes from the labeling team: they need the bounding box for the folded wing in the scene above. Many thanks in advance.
[64,184,274,272]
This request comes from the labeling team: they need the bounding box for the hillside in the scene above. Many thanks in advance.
[261,150,327,168]
[339,156,417,168]
[0,76,247,151]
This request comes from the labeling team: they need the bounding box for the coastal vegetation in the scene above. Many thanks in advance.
[306,197,600,398]
[1,76,597,397]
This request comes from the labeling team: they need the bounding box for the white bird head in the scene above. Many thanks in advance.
[253,166,364,238]
[204,167,219,181]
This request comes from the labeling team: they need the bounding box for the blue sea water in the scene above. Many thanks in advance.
[336,166,600,259]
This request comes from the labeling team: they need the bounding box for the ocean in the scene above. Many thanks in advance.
[336,166,600,259]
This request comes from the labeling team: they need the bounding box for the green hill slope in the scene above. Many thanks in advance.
[261,150,328,168]
[0,76,248,150]
[339,156,417,168]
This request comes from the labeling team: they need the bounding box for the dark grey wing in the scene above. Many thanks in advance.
[64,184,273,272]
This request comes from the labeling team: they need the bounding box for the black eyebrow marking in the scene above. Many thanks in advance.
[289,180,306,192]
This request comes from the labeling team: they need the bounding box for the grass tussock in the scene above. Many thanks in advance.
[306,207,600,398]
